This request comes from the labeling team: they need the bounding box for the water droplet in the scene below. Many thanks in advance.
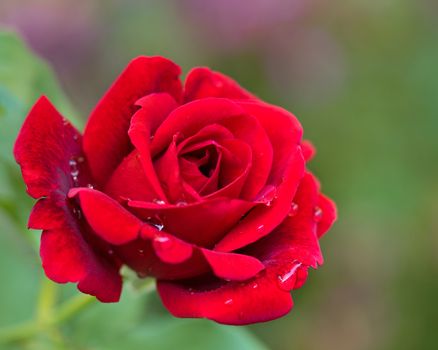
[257,185,277,206]
[224,298,233,306]
[257,224,265,231]
[288,202,299,217]
[215,80,224,88]
[145,215,164,231]
[69,159,79,184]
[277,261,302,291]
[176,201,188,207]
[154,235,172,250]
[77,156,85,163]
[72,207,82,219]
[73,134,79,141]
[87,184,94,189]
[313,206,323,222]
[251,282,259,289]
[150,135,154,141]
[153,198,166,205]
[138,249,145,254]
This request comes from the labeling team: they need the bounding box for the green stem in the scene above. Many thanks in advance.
[0,280,94,345]
[53,294,96,325]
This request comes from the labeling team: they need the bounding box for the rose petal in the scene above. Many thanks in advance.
[128,93,179,201]
[31,196,121,302]
[83,56,182,185]
[155,174,329,325]
[103,150,155,202]
[14,96,84,198]
[316,193,337,238]
[128,197,256,247]
[157,269,292,325]
[244,173,325,270]
[215,146,305,252]
[151,98,273,200]
[69,188,142,245]
[184,67,256,102]
[200,249,264,281]
[301,140,316,162]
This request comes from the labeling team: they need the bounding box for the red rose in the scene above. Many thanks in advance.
[14,57,336,325]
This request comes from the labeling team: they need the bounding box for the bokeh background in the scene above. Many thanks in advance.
[1,0,437,349]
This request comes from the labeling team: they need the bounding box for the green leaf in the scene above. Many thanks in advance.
[0,30,80,126]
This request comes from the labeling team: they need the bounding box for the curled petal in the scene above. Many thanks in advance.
[151,98,273,199]
[128,197,256,247]
[316,193,337,238]
[301,140,316,162]
[184,67,256,102]
[31,196,121,302]
[215,146,304,252]
[157,269,292,325]
[200,249,264,281]
[83,56,182,185]
[69,188,142,245]
[14,96,84,198]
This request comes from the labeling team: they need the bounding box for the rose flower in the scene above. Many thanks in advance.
[14,57,336,325]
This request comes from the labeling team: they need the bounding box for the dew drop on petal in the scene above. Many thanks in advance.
[277,261,302,291]
[257,185,277,206]
[154,235,173,251]
[251,282,259,289]
[87,184,94,189]
[146,216,164,231]
[257,224,265,231]
[288,202,299,217]
[72,207,82,220]
[176,201,188,207]
[313,206,323,223]
[224,298,234,306]
[153,198,166,205]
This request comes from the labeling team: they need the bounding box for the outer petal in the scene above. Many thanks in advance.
[14,96,83,198]
[83,56,182,185]
[301,140,316,162]
[30,195,122,302]
[316,193,337,238]
[69,188,142,245]
[184,67,256,102]
[157,269,292,325]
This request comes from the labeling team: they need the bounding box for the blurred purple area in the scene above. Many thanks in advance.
[179,0,311,50]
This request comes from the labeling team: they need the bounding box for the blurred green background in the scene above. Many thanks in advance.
[0,0,437,349]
